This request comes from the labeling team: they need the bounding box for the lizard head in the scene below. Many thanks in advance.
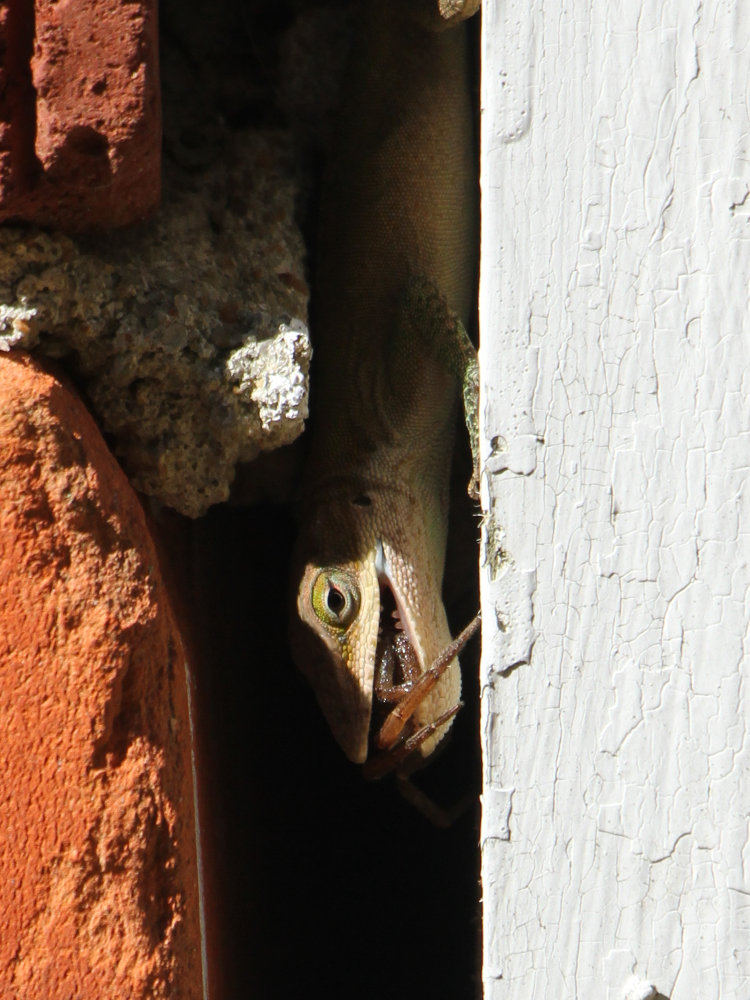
[290,489,461,769]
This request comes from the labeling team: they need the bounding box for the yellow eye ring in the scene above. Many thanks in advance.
[311,569,360,630]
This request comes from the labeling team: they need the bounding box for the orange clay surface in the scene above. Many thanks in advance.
[0,352,201,998]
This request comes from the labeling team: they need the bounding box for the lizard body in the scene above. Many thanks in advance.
[291,0,480,768]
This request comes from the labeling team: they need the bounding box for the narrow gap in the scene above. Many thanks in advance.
[158,2,483,997]
[188,501,481,1000]
[2,0,41,193]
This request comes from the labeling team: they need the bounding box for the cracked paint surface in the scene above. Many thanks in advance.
[479,2,749,998]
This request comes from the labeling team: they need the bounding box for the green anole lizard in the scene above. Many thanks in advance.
[291,0,481,775]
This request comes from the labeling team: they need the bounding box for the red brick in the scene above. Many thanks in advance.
[0,0,160,230]
[0,353,201,998]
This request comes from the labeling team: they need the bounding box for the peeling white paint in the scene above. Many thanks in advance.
[479,2,750,998]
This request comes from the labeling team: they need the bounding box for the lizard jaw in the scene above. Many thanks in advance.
[369,540,463,769]
[370,550,426,762]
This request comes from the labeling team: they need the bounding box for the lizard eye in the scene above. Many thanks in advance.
[311,570,360,629]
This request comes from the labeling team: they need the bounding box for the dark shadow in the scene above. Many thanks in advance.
[44,125,112,187]
[188,500,481,1000]
[1,0,41,189]
[155,2,483,996]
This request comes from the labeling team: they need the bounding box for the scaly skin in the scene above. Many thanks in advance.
[290,0,480,768]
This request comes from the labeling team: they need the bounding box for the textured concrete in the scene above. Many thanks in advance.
[0,127,309,517]
[0,352,202,998]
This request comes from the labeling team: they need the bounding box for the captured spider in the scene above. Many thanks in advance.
[364,611,481,780]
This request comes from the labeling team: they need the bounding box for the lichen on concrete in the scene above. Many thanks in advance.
[0,129,310,518]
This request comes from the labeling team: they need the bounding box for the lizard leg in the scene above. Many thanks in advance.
[437,0,482,22]
[414,0,482,29]
[462,346,480,501]
[396,276,480,500]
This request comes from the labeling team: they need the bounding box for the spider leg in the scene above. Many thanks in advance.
[363,703,463,780]
[375,611,481,751]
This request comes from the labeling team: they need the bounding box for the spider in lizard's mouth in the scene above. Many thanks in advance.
[364,580,479,779]
[372,584,421,712]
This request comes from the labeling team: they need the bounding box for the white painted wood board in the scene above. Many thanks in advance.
[478,2,750,998]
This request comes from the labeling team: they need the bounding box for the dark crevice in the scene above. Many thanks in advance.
[187,499,481,1000]
[1,0,41,194]
[157,3,483,998]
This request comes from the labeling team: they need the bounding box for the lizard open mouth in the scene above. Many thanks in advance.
[368,582,421,752]
[376,585,419,689]
[365,582,479,778]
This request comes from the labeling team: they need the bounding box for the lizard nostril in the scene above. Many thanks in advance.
[352,494,372,507]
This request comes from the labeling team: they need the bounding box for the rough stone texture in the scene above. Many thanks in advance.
[0,130,310,517]
[0,0,161,230]
[0,352,202,998]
